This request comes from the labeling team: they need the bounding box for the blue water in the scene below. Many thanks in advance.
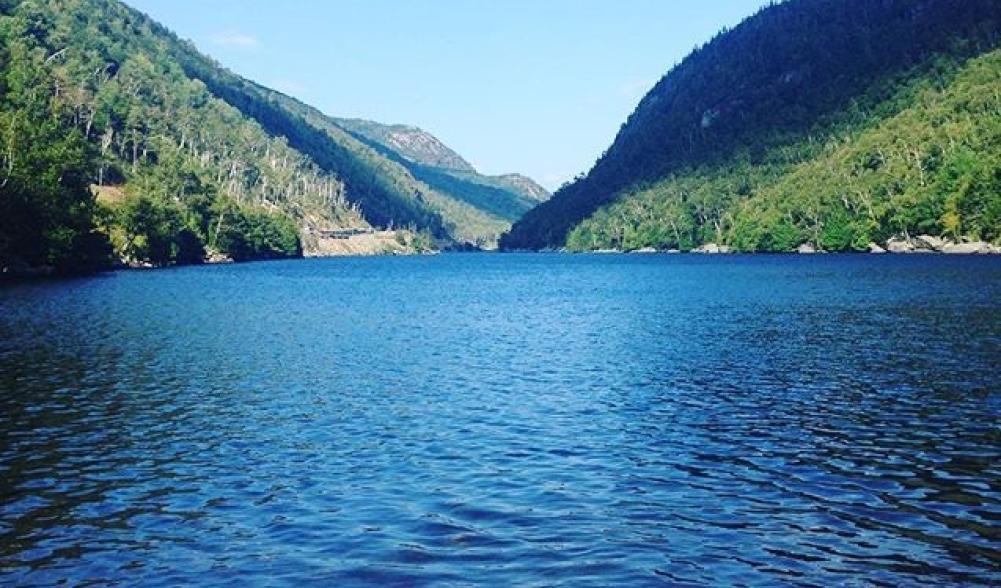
[1,254,999,586]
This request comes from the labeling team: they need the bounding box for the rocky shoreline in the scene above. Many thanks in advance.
[302,229,434,257]
[1,226,442,281]
[580,235,1001,255]
[5,233,998,281]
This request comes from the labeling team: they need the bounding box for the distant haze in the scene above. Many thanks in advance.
[125,0,771,189]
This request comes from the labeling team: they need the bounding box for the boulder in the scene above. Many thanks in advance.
[694,243,732,254]
[941,241,1000,255]
[868,242,887,254]
[886,237,915,253]
[886,235,946,253]
[915,234,951,251]
[206,251,234,264]
[796,243,818,254]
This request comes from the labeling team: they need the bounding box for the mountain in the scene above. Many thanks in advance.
[492,174,550,203]
[333,119,476,173]
[0,0,544,274]
[334,118,549,246]
[502,0,1001,251]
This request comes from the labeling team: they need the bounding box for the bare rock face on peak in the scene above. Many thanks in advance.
[335,119,476,173]
[493,174,551,203]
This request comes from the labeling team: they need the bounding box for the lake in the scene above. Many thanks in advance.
[1,254,999,586]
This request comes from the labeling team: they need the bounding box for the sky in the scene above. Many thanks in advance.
[124,0,772,190]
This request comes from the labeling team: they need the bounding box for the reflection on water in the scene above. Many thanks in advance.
[1,254,999,586]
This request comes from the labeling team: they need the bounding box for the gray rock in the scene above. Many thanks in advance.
[886,237,914,253]
[796,243,818,254]
[694,243,731,254]
[868,242,887,254]
[915,234,951,251]
[941,241,1000,255]
[206,251,234,264]
[630,247,658,254]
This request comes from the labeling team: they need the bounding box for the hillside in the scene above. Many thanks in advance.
[501,0,1001,251]
[0,0,543,274]
[333,119,476,173]
[335,117,550,245]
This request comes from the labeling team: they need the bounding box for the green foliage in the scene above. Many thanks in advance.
[408,230,437,254]
[0,0,339,271]
[0,28,110,273]
[505,0,1001,250]
[213,204,302,261]
[563,49,1001,252]
[113,194,202,266]
[2,0,480,273]
[934,149,1001,242]
[108,191,300,265]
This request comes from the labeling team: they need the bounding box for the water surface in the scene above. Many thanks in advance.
[1,254,999,586]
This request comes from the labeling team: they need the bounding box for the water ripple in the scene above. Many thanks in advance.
[1,254,999,586]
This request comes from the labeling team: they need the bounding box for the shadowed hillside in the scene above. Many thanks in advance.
[502,0,1001,251]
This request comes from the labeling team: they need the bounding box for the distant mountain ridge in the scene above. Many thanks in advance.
[333,120,550,204]
[334,117,549,245]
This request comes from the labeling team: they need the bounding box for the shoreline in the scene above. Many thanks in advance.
[5,247,1000,284]
[555,235,1001,256]
[556,248,1001,256]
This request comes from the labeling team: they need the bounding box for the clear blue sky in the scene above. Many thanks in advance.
[124,1,771,189]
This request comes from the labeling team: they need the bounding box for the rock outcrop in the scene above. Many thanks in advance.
[886,237,918,253]
[941,241,1000,254]
[205,251,234,264]
[915,234,948,251]
[694,243,732,254]
[884,235,999,254]
[303,229,429,256]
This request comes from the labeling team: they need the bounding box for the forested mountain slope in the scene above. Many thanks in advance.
[2,0,348,269]
[502,0,1001,251]
[0,0,544,274]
